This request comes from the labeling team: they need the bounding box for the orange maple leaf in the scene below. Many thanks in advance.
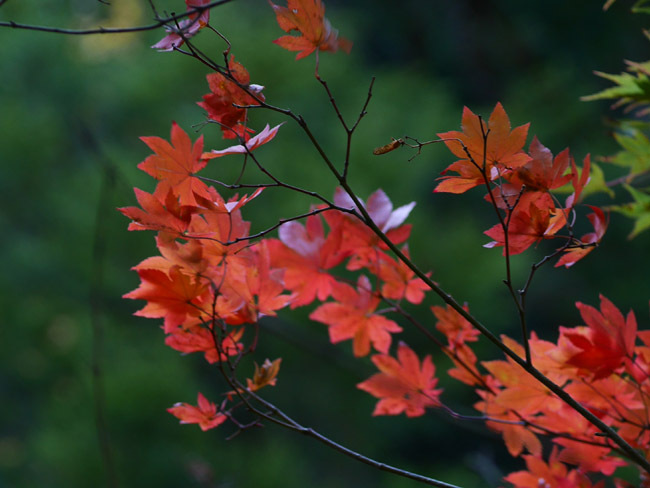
[435,103,531,194]
[246,358,282,392]
[357,342,442,417]
[269,0,352,60]
[138,122,209,206]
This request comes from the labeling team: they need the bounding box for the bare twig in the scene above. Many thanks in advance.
[0,0,235,35]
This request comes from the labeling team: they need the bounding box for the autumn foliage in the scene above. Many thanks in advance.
[117,1,650,487]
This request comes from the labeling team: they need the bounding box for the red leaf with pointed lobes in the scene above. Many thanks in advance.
[509,137,573,193]
[435,103,531,194]
[432,303,479,348]
[269,0,352,60]
[123,266,210,333]
[555,294,636,379]
[554,206,608,268]
[566,154,591,209]
[357,342,442,417]
[167,392,227,431]
[504,447,605,488]
[329,187,415,270]
[484,200,558,255]
[374,246,430,305]
[267,213,346,308]
[198,55,264,140]
[138,122,209,207]
[119,187,194,234]
[217,241,293,324]
[165,326,243,364]
[309,275,402,357]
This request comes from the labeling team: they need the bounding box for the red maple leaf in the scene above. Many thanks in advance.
[555,206,608,268]
[357,342,442,417]
[269,0,352,60]
[484,200,556,255]
[508,137,573,193]
[309,275,402,357]
[557,294,637,379]
[123,265,210,333]
[119,187,194,234]
[198,56,264,140]
[435,103,531,194]
[504,447,605,488]
[432,303,479,348]
[267,214,346,308]
[329,187,415,270]
[138,122,209,206]
[165,326,243,364]
[565,154,592,209]
[167,392,227,431]
[218,241,293,323]
[374,246,430,305]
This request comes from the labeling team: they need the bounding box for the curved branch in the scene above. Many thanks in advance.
[0,0,235,35]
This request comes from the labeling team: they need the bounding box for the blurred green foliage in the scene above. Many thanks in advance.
[1,1,650,487]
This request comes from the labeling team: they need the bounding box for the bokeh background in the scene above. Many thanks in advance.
[1,1,649,487]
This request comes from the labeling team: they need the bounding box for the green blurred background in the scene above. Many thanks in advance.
[1,1,649,487]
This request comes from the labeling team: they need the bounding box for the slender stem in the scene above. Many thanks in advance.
[0,0,235,35]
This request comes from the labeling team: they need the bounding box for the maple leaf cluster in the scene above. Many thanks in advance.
[124,3,650,485]
[122,37,436,431]
[431,294,650,486]
[436,103,608,268]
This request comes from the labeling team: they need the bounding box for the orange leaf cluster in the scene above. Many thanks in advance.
[436,295,650,485]
[437,103,608,268]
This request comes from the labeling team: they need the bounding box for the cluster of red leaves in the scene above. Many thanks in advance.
[132,7,647,485]
[124,27,436,428]
[123,135,435,427]
[431,295,650,486]
[435,103,608,268]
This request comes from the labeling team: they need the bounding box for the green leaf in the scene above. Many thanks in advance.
[610,184,650,238]
[581,70,650,103]
[583,162,615,199]
[632,0,650,14]
[610,127,650,175]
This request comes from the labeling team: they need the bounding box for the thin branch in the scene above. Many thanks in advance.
[0,0,235,35]
[334,177,650,473]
